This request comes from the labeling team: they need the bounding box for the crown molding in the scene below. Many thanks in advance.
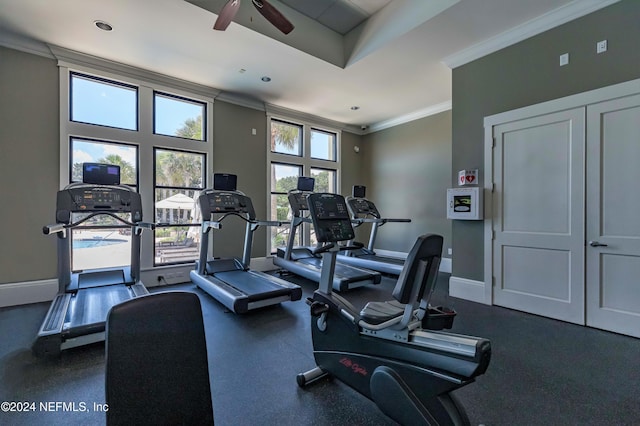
[50,45,220,99]
[214,91,266,112]
[442,0,620,69]
[1,28,445,135]
[0,29,53,58]
[265,102,362,134]
[367,100,452,133]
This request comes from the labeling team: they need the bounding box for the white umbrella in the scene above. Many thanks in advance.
[156,193,195,210]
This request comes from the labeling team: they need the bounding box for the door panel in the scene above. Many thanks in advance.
[586,94,640,337]
[493,108,585,324]
[502,246,570,301]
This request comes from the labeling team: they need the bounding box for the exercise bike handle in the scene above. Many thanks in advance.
[312,243,335,255]
[43,223,65,235]
[312,242,363,255]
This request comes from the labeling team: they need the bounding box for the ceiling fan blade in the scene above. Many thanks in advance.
[214,0,241,31]
[251,0,294,35]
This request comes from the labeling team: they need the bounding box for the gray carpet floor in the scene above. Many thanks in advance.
[1,272,639,425]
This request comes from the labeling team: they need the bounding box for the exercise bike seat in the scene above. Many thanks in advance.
[360,234,443,328]
[359,300,404,325]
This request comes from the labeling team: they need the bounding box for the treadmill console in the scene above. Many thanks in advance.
[56,186,142,223]
[307,193,355,243]
[288,192,310,215]
[199,191,256,219]
[347,198,381,218]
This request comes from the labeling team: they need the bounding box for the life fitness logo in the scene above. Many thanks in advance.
[339,357,368,376]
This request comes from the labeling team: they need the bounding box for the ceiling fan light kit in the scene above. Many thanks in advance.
[214,0,294,34]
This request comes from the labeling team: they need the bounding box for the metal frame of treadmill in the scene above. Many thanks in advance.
[273,189,382,292]
[190,188,302,313]
[336,195,411,276]
[33,183,150,357]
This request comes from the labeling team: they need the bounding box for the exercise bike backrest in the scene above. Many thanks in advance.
[392,233,443,308]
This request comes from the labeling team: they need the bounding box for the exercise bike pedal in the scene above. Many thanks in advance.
[308,300,329,316]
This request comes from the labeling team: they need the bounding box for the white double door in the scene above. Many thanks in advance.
[492,93,640,338]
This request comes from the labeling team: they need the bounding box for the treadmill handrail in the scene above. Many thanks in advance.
[43,211,146,233]
[65,182,136,192]
[202,214,290,233]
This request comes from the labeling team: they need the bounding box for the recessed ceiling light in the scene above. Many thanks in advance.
[261,76,271,82]
[94,20,113,31]
[350,106,360,110]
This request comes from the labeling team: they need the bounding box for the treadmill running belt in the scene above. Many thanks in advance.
[66,286,132,329]
[78,270,126,289]
[214,270,294,301]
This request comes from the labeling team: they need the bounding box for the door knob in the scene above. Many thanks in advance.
[589,241,608,247]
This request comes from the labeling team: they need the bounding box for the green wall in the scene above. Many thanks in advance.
[363,110,452,256]
[452,0,640,281]
[211,101,269,259]
[0,47,59,283]
[0,45,365,284]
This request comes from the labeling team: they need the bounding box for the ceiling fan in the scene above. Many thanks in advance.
[214,0,294,34]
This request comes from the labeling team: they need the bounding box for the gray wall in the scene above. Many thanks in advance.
[452,0,640,281]
[362,110,452,256]
[0,47,59,283]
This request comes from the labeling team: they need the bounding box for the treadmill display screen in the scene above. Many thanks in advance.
[352,185,366,198]
[83,163,120,185]
[297,176,315,192]
[214,173,237,191]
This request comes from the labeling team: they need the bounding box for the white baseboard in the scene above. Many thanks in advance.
[0,279,58,308]
[449,276,489,304]
[374,249,407,260]
[1,255,452,307]
[373,249,451,273]
[0,258,278,308]
[439,258,452,274]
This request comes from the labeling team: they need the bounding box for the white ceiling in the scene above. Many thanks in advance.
[0,0,617,131]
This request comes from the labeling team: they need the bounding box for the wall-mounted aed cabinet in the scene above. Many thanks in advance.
[447,187,483,220]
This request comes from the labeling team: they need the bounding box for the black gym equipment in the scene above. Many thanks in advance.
[274,177,382,292]
[338,185,411,276]
[105,291,214,425]
[33,163,153,358]
[190,173,302,313]
[297,192,491,425]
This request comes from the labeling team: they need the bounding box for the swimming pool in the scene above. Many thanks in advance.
[73,239,128,249]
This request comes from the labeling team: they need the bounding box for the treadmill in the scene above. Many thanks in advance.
[338,185,411,276]
[190,173,302,313]
[33,163,152,358]
[273,177,381,292]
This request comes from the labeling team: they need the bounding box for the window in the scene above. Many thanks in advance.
[154,149,205,265]
[154,92,205,140]
[70,72,137,130]
[270,163,302,249]
[271,120,302,156]
[268,118,340,253]
[310,129,336,161]
[69,138,139,272]
[62,65,212,275]
[70,138,138,185]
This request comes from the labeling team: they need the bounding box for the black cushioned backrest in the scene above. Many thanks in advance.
[392,234,443,305]
[105,291,214,426]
